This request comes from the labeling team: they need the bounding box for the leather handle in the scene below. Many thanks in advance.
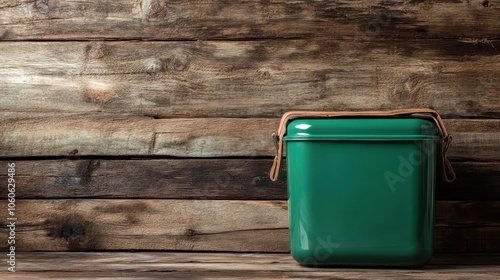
[269,108,456,183]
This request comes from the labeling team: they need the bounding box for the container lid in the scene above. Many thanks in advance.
[284,118,440,141]
[270,109,455,183]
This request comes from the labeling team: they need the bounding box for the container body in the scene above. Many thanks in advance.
[285,118,439,267]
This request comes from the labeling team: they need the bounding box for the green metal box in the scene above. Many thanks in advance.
[284,118,441,267]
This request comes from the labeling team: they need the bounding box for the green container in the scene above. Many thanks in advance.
[285,118,440,267]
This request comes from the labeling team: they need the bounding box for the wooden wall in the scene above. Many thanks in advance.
[0,0,499,254]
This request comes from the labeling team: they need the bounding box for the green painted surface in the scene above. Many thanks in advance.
[285,118,438,267]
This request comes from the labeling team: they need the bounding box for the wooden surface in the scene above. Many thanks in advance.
[1,0,499,40]
[0,40,499,118]
[0,199,498,253]
[0,252,499,279]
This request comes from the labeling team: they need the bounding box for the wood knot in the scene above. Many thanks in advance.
[170,56,188,72]
[35,0,50,14]
[184,229,196,236]
[142,0,168,20]
[61,223,85,241]
[251,176,263,186]
[390,74,423,102]
[46,214,100,251]
[146,58,166,75]
[258,70,271,79]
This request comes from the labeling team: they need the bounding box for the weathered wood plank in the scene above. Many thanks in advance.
[0,115,276,157]
[0,200,498,253]
[437,162,500,201]
[0,114,499,160]
[0,40,499,118]
[447,119,500,161]
[0,159,286,199]
[0,0,499,40]
[0,159,497,200]
[1,253,499,279]
[1,199,290,252]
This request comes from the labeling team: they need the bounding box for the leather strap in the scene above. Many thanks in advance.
[269,108,456,183]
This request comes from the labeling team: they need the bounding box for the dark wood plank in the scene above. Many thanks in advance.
[0,115,499,160]
[449,119,500,161]
[0,40,499,118]
[435,227,500,254]
[0,200,498,253]
[0,159,497,200]
[0,0,499,40]
[1,252,500,279]
[0,159,286,199]
[436,162,500,201]
[435,201,500,228]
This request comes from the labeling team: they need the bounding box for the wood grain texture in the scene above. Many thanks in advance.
[1,252,499,279]
[0,40,499,118]
[0,159,498,200]
[436,162,500,201]
[0,200,498,253]
[0,114,499,160]
[1,199,290,252]
[0,0,499,40]
[0,115,275,157]
[0,159,286,199]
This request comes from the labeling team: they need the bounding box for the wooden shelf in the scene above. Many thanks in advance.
[2,252,499,279]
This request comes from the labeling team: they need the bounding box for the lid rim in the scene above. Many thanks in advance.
[285,118,439,140]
